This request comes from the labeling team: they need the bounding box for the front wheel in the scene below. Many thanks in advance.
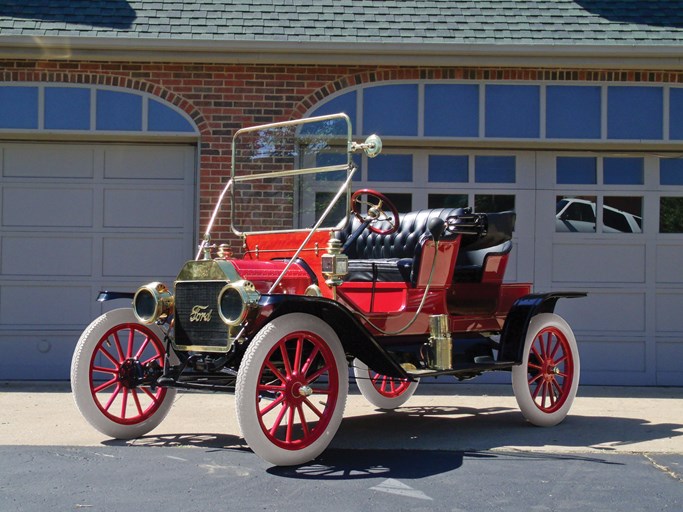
[511,313,580,427]
[235,313,348,466]
[353,359,419,410]
[71,308,176,439]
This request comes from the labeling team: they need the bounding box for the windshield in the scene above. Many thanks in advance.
[230,114,354,235]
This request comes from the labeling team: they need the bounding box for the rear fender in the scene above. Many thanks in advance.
[250,295,410,379]
[499,292,586,364]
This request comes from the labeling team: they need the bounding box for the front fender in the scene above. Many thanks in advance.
[248,294,410,379]
[498,292,586,364]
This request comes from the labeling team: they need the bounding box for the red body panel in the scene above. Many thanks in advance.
[241,228,531,338]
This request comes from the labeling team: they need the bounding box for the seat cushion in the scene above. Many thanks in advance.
[344,258,414,282]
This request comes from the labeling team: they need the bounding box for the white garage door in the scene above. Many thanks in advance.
[0,142,196,379]
[307,148,683,386]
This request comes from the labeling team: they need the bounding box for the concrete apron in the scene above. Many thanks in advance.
[1,382,682,455]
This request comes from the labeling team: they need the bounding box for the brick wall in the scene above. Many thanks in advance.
[2,59,683,251]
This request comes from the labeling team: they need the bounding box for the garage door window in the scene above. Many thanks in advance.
[0,84,196,134]
[659,158,683,233]
[556,156,644,233]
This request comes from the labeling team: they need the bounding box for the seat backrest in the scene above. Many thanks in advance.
[337,208,463,260]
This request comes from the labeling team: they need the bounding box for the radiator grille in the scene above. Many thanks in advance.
[174,280,229,350]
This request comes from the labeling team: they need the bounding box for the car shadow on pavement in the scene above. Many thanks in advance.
[103,432,248,452]
[267,449,622,480]
[331,406,683,454]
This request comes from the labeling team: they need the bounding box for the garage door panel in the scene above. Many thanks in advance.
[104,188,186,228]
[0,284,93,327]
[580,339,646,373]
[3,145,95,178]
[1,236,92,276]
[0,333,75,380]
[555,290,646,332]
[102,237,186,278]
[656,340,683,373]
[656,245,683,283]
[551,243,645,283]
[2,186,93,227]
[104,146,189,180]
[656,292,683,332]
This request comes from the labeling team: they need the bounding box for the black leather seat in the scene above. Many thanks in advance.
[336,208,515,285]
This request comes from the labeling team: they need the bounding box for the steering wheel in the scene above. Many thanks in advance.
[350,189,400,235]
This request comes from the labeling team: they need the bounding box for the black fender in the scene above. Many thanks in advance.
[96,290,135,302]
[249,294,411,379]
[498,292,586,364]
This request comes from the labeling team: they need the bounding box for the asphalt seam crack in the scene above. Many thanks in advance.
[643,453,683,483]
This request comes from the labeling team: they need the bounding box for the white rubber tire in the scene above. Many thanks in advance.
[353,358,419,410]
[71,308,176,439]
[512,313,580,427]
[235,313,348,466]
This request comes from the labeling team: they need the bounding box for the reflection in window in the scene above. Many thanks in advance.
[556,196,597,233]
[660,197,683,233]
[313,191,347,227]
[385,193,412,214]
[428,194,468,209]
[475,194,515,213]
[603,197,642,233]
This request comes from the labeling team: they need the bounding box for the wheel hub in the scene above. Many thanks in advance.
[118,359,142,388]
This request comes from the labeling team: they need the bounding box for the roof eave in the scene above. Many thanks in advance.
[1,36,683,69]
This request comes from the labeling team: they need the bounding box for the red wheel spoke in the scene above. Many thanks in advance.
[554,355,568,366]
[279,342,293,378]
[120,388,129,419]
[141,353,163,366]
[543,332,552,359]
[135,336,151,359]
[268,403,289,436]
[301,346,320,377]
[259,394,285,416]
[285,406,295,443]
[303,397,324,418]
[140,386,158,402]
[551,378,564,399]
[131,389,144,417]
[126,329,134,359]
[528,372,543,386]
[310,386,331,395]
[92,365,118,376]
[103,383,122,412]
[539,381,549,408]
[93,377,118,393]
[531,344,543,362]
[297,405,310,437]
[293,338,303,375]
[112,332,125,362]
[528,362,543,371]
[98,346,121,369]
[305,364,329,384]
[257,383,287,393]
[265,361,287,384]
[550,337,562,360]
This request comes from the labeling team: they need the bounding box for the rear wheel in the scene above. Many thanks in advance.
[512,313,580,427]
[71,309,176,439]
[353,358,418,410]
[235,313,348,466]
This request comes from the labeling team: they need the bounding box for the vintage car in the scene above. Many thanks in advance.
[71,113,584,466]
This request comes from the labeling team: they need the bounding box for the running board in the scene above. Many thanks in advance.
[406,358,517,378]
